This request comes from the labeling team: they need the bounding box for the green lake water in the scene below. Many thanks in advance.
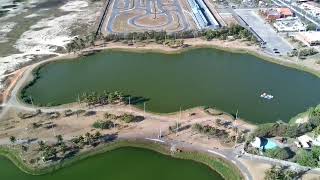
[0,147,223,180]
[22,48,320,123]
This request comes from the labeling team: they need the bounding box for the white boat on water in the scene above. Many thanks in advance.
[260,93,273,100]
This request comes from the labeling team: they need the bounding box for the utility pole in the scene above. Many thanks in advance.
[234,126,239,148]
[129,96,131,112]
[234,109,239,148]
[159,127,162,139]
[133,34,135,44]
[176,106,182,136]
[29,96,34,106]
[153,0,157,19]
[77,94,80,105]
[235,109,238,120]
[164,31,166,45]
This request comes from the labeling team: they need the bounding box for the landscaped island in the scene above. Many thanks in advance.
[20,48,320,124]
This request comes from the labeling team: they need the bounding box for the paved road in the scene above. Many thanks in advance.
[235,9,293,55]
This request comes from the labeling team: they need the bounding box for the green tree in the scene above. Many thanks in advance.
[94,131,101,139]
[264,165,282,180]
[92,120,114,129]
[55,135,63,145]
[42,146,57,161]
[265,148,291,160]
[295,149,318,167]
[9,136,16,144]
[38,140,46,151]
[264,165,297,180]
[120,113,136,123]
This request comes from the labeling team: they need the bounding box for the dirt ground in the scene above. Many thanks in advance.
[240,159,272,180]
[241,159,320,180]
[0,67,27,104]
[0,103,253,149]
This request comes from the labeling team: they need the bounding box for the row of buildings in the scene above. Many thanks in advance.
[260,7,320,46]
[296,2,320,20]
[187,0,220,29]
[261,8,294,21]
[261,8,307,32]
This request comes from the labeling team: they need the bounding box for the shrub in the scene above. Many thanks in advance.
[265,147,293,160]
[104,113,118,120]
[192,123,228,138]
[119,114,136,123]
[92,120,114,129]
[295,149,318,167]
[309,107,320,127]
[264,165,298,180]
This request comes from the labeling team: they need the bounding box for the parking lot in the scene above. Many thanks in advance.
[235,9,293,55]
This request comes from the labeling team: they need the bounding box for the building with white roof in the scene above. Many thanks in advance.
[295,31,320,46]
[297,135,313,148]
[273,17,307,32]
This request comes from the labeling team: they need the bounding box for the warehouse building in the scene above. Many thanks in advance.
[187,0,220,29]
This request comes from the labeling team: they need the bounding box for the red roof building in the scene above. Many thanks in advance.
[277,8,294,18]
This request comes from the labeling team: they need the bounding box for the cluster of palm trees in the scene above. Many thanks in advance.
[79,90,125,107]
[71,132,102,147]
[38,140,58,161]
[36,132,103,161]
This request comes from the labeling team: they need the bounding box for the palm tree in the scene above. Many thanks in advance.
[85,35,90,45]
[264,165,278,180]
[94,131,101,140]
[79,38,86,49]
[283,169,296,180]
[56,135,63,145]
[85,132,92,145]
[38,140,46,151]
[60,143,68,154]
[9,136,16,145]
[264,165,283,180]
[66,43,73,53]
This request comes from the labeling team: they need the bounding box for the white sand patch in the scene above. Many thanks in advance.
[15,14,78,55]
[0,22,17,43]
[24,13,40,18]
[0,0,44,19]
[295,117,308,124]
[0,0,102,90]
[59,0,89,12]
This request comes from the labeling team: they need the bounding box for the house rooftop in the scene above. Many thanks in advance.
[277,8,293,16]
